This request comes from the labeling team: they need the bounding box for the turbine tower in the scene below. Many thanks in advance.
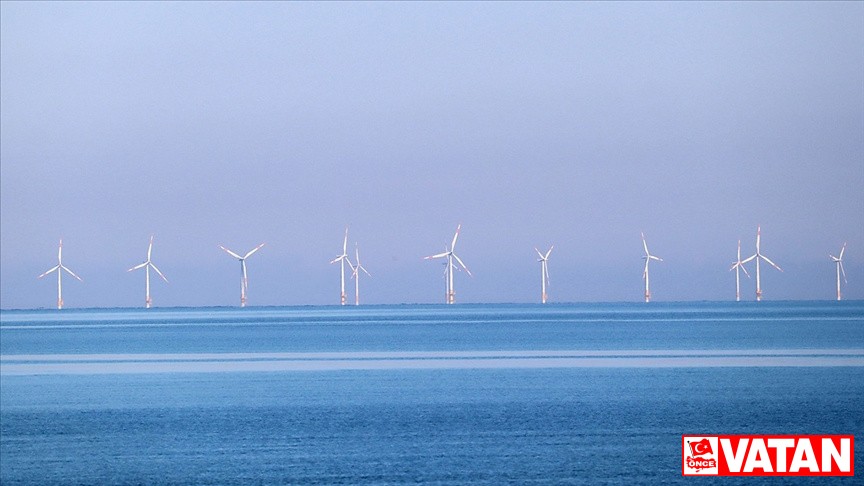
[740,226,783,301]
[424,224,471,304]
[830,243,847,301]
[220,243,265,307]
[38,239,82,309]
[535,246,553,304]
[329,228,352,305]
[350,244,371,305]
[729,240,751,302]
[128,235,168,308]
[641,232,663,303]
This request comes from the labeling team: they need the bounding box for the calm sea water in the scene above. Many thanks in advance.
[1,302,863,484]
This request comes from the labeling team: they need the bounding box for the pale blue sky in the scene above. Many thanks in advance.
[2,1,862,308]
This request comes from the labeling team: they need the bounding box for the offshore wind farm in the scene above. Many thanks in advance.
[25,225,856,309]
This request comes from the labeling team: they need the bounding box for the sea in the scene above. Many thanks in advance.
[1,302,862,485]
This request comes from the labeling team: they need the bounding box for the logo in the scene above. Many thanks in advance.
[682,435,854,476]
[683,437,719,475]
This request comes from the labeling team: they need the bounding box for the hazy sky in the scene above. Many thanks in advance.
[2,1,862,308]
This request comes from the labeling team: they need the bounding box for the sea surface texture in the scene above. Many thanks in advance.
[1,302,863,484]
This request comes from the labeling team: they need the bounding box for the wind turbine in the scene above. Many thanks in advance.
[830,243,847,301]
[350,244,371,305]
[535,246,553,304]
[641,232,663,303]
[128,235,168,308]
[740,226,783,301]
[220,243,265,307]
[729,240,751,302]
[329,228,353,305]
[38,239,82,309]
[424,224,471,304]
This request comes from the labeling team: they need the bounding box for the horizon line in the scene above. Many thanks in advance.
[2,299,863,313]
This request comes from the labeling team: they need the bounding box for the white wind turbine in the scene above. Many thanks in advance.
[829,243,847,301]
[329,228,353,305]
[535,246,553,304]
[729,240,751,302]
[740,226,783,301]
[350,244,371,306]
[38,239,82,310]
[128,235,168,308]
[641,232,663,303]
[424,224,471,304]
[220,243,266,307]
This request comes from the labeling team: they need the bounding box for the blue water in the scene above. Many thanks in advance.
[2,302,863,484]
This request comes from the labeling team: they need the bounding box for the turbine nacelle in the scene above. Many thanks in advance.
[535,246,553,261]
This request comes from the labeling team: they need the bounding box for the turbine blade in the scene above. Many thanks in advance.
[840,262,847,283]
[38,265,60,278]
[61,265,82,281]
[329,256,343,264]
[424,252,449,260]
[741,254,757,264]
[839,243,846,260]
[451,224,461,250]
[756,226,761,253]
[128,262,148,272]
[740,264,751,278]
[545,246,554,259]
[650,255,663,262]
[360,265,371,277]
[760,254,783,272]
[220,246,243,259]
[150,263,169,282]
[343,228,348,254]
[58,240,63,263]
[641,232,649,255]
[535,247,544,259]
[452,253,472,276]
[244,243,266,259]
[147,235,154,260]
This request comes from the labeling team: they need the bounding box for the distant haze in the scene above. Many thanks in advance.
[1,2,862,308]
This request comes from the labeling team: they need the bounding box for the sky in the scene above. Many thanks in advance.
[1,1,862,309]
